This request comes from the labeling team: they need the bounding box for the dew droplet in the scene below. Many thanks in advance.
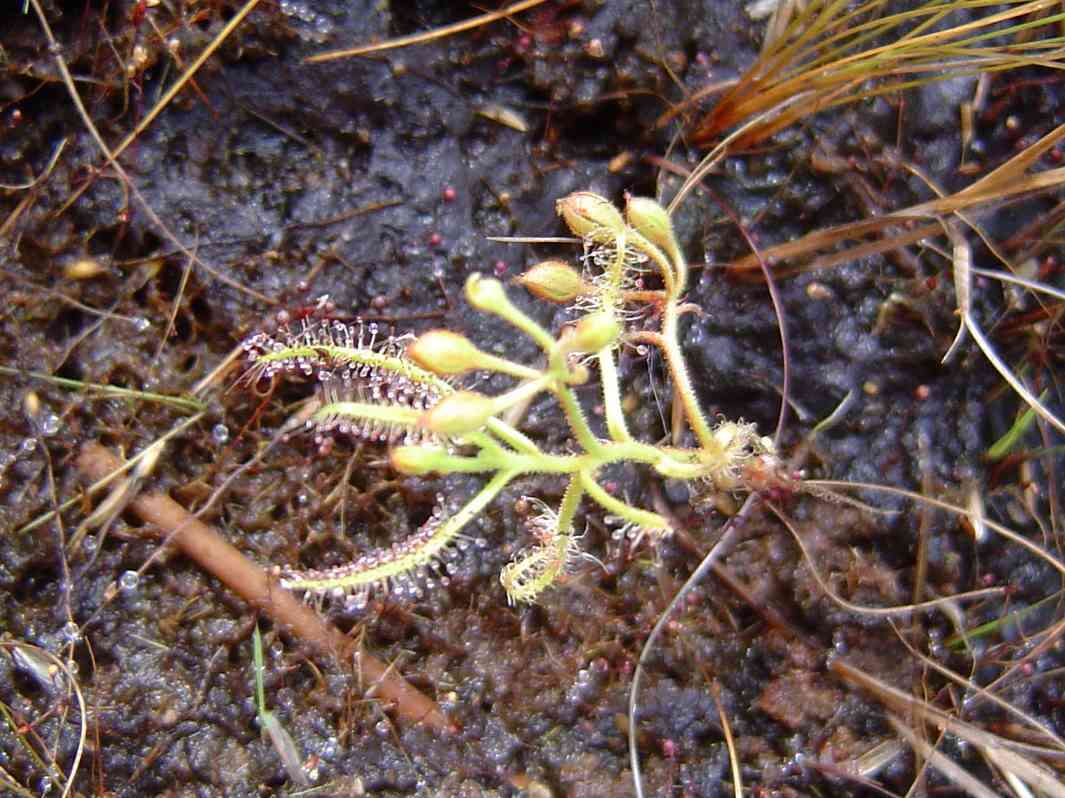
[211,424,230,444]
[119,570,140,592]
[40,413,61,436]
[132,317,151,332]
[20,437,37,454]
[61,621,82,643]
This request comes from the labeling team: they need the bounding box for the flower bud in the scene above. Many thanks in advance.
[390,445,448,475]
[556,191,626,243]
[407,330,483,375]
[567,311,620,353]
[625,196,677,254]
[517,260,590,303]
[465,273,508,312]
[420,390,496,436]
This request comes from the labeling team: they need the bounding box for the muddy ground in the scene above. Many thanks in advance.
[1,1,1063,796]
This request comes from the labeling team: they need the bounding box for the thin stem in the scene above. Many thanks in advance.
[660,302,715,449]
[579,471,670,532]
[628,231,677,298]
[597,348,632,443]
[555,476,585,533]
[485,418,542,455]
[554,385,603,455]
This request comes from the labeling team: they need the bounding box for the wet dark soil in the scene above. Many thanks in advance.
[2,1,1063,796]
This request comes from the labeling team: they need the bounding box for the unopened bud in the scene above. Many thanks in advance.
[421,391,496,436]
[391,445,447,475]
[625,196,677,253]
[517,260,590,303]
[465,273,508,312]
[567,311,620,353]
[407,330,483,375]
[556,191,626,243]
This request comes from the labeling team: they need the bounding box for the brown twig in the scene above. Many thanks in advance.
[76,442,452,733]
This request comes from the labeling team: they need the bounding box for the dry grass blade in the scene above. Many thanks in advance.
[76,443,452,733]
[965,316,1065,435]
[942,222,971,364]
[712,687,743,798]
[629,495,759,798]
[306,0,550,62]
[887,713,1001,798]
[0,137,66,191]
[690,0,1065,149]
[972,267,1065,302]
[888,619,1065,752]
[769,502,1005,616]
[807,480,1065,581]
[0,643,86,798]
[727,162,1065,276]
[29,0,274,306]
[839,661,1065,797]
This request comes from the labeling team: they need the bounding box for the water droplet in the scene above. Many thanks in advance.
[40,413,61,436]
[20,437,37,454]
[119,570,140,592]
[211,424,230,444]
[61,621,81,643]
[132,317,151,332]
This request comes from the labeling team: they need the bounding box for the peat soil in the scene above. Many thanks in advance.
[1,1,1063,796]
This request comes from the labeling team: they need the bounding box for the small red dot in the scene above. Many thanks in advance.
[429,232,443,247]
[442,186,456,202]
[915,385,930,401]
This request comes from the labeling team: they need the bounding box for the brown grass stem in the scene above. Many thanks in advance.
[75,442,452,733]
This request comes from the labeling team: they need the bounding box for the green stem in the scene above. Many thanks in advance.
[475,352,543,381]
[578,470,670,532]
[660,302,715,450]
[485,418,542,455]
[0,366,206,413]
[491,374,554,414]
[597,347,632,443]
[480,292,556,353]
[554,385,603,455]
[556,476,585,533]
[628,231,677,298]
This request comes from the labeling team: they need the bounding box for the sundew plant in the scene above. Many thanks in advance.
[238,192,795,608]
